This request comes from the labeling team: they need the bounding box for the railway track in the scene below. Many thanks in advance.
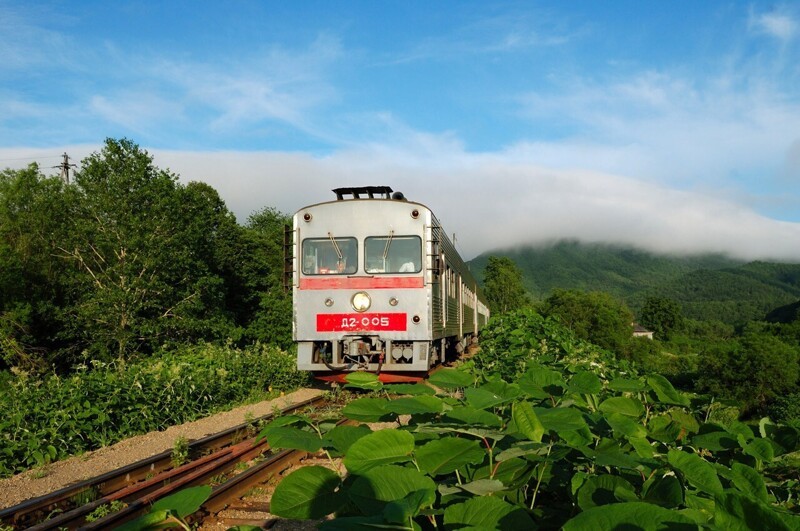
[0,394,337,530]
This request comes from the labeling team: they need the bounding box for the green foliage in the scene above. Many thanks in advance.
[85,500,126,522]
[470,307,622,382]
[469,240,738,299]
[0,343,307,477]
[768,393,800,426]
[171,436,189,468]
[639,296,684,341]
[697,332,800,413]
[469,241,800,326]
[541,289,634,353]
[482,255,529,314]
[117,485,211,530]
[267,339,800,529]
[0,140,293,369]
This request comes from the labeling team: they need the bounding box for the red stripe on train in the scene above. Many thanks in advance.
[299,276,424,290]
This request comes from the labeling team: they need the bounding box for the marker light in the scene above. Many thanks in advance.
[351,292,371,312]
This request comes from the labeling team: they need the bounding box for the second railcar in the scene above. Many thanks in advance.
[287,186,489,382]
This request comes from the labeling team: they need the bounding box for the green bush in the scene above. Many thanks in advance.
[0,343,308,477]
[474,307,631,382]
[768,392,800,426]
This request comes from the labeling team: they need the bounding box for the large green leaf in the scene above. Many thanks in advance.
[427,368,474,389]
[608,378,646,392]
[591,439,647,470]
[319,515,411,530]
[386,395,444,415]
[464,380,520,409]
[690,428,739,451]
[647,374,690,407]
[457,478,507,495]
[416,437,486,476]
[344,429,415,474]
[344,371,383,390]
[512,401,545,442]
[562,501,696,530]
[642,473,684,508]
[322,424,372,455]
[341,397,396,422]
[116,510,178,531]
[576,474,637,510]
[604,412,647,439]
[648,413,685,443]
[262,426,322,452]
[443,495,534,529]
[348,464,436,516]
[535,406,588,433]
[270,466,344,519]
[443,405,502,427]
[667,449,723,496]
[150,485,211,517]
[385,383,436,396]
[598,397,645,418]
[714,491,791,531]
[739,436,775,463]
[730,462,769,502]
[518,365,565,398]
[383,489,431,524]
[568,371,603,395]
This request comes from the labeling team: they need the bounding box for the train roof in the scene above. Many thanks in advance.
[332,186,394,200]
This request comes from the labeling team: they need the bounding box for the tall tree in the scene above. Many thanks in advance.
[61,138,241,360]
[0,164,77,369]
[639,296,684,341]
[542,289,633,353]
[241,207,293,349]
[483,256,529,315]
[698,333,800,412]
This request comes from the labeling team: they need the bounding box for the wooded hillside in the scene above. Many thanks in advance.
[469,241,800,325]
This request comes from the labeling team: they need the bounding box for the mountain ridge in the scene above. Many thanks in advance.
[467,240,800,325]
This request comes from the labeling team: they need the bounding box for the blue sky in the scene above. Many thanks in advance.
[2,1,800,260]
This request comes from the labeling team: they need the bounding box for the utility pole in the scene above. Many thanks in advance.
[53,152,76,184]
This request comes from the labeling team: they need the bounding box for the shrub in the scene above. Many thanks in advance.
[0,343,308,477]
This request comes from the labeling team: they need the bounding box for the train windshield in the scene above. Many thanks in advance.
[302,237,357,275]
[365,235,422,274]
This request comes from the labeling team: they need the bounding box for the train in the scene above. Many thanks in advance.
[286,186,490,382]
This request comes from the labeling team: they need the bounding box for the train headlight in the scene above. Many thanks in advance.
[351,292,371,313]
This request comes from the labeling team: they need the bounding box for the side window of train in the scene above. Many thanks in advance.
[365,235,422,273]
[302,237,357,275]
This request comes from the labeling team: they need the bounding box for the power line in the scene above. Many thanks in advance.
[52,152,77,184]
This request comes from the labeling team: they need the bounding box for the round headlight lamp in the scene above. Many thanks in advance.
[351,291,371,313]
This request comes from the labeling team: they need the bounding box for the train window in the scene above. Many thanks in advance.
[302,237,357,275]
[365,235,422,274]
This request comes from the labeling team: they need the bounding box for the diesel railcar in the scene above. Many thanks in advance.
[287,186,489,382]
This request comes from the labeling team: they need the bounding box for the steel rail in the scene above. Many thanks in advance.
[1,393,327,530]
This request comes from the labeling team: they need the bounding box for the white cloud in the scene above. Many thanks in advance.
[146,33,343,138]
[516,69,800,200]
[749,9,799,43]
[148,144,800,262]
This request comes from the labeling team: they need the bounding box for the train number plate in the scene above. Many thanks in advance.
[317,313,407,332]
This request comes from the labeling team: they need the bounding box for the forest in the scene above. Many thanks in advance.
[0,138,293,373]
[479,255,800,427]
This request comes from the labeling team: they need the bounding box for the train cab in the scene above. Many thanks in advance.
[289,186,488,382]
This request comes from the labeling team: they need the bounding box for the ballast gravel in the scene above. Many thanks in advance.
[0,387,324,509]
